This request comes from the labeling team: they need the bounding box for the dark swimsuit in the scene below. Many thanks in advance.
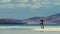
[40,20,44,29]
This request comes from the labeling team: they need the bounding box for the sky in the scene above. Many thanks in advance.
[0,0,60,19]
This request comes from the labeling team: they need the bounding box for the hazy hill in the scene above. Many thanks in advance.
[23,13,60,24]
[0,13,60,24]
[23,17,46,24]
[0,19,25,24]
[46,13,60,24]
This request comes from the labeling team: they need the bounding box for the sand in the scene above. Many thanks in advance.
[0,26,60,31]
[33,27,60,31]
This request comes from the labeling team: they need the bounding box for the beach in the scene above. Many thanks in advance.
[0,26,60,34]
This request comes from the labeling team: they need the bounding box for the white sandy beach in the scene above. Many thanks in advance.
[0,26,60,32]
[33,27,60,31]
[0,26,60,34]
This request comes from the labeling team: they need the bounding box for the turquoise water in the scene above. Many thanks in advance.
[0,24,60,34]
[0,24,60,26]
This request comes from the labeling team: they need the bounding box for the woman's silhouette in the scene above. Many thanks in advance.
[40,19,44,29]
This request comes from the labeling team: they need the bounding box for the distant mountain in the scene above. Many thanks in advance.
[47,13,60,20]
[46,13,60,24]
[23,17,46,24]
[24,17,40,21]
[0,13,60,24]
[23,13,60,24]
[0,19,25,24]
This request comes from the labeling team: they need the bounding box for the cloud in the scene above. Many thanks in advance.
[16,3,25,7]
[42,2,52,4]
[0,0,60,9]
[53,0,60,5]
[0,3,16,8]
[14,0,29,2]
[7,3,16,8]
[41,0,60,5]
[0,2,41,9]
[31,0,41,2]
[41,5,53,8]
[0,0,12,2]
[54,0,60,3]
[54,3,60,5]
[16,3,31,8]
[31,4,41,8]
[43,0,49,1]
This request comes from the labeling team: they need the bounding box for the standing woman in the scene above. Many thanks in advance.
[40,17,44,29]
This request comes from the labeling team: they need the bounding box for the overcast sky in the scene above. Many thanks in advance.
[0,0,60,19]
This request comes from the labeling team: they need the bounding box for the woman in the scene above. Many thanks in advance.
[40,19,44,29]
